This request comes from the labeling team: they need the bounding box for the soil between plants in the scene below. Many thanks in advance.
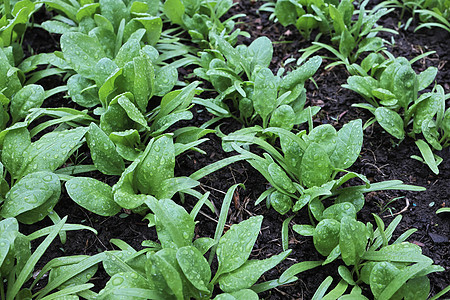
[19,3,449,299]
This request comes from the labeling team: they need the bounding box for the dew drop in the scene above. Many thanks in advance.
[112,276,124,286]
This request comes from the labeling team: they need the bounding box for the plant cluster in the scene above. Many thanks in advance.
[0,0,448,299]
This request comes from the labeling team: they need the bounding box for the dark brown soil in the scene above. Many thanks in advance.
[18,2,449,299]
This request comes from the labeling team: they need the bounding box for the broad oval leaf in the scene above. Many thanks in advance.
[20,127,88,177]
[219,250,291,293]
[300,143,333,188]
[216,216,263,276]
[176,246,211,293]
[66,177,121,216]
[374,107,405,140]
[87,123,125,175]
[253,68,277,126]
[269,190,293,215]
[330,119,363,169]
[369,261,400,299]
[10,84,45,122]
[322,202,356,221]
[339,217,368,266]
[0,171,60,224]
[313,219,340,256]
[60,32,106,79]
[134,136,175,195]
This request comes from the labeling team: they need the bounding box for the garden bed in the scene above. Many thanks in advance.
[3,0,449,299]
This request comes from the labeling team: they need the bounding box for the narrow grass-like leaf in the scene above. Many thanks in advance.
[7,217,67,300]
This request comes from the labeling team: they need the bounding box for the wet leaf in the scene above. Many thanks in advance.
[313,219,341,256]
[219,250,291,292]
[87,123,125,175]
[216,216,263,276]
[176,246,211,293]
[0,171,60,224]
[20,127,87,177]
[66,177,121,217]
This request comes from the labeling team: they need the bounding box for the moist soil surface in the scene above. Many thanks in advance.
[20,2,449,299]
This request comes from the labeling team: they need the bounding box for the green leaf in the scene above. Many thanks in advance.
[269,190,293,215]
[281,56,322,91]
[176,246,211,293]
[307,124,337,157]
[216,216,263,277]
[330,119,363,169]
[163,0,185,25]
[2,127,31,178]
[97,271,148,300]
[253,68,277,126]
[10,84,45,122]
[417,67,437,91]
[374,107,405,140]
[66,177,121,217]
[154,65,177,97]
[248,36,273,71]
[117,95,150,130]
[67,75,100,108]
[0,171,60,224]
[414,139,439,175]
[370,261,401,299]
[268,162,296,194]
[323,203,356,221]
[300,143,333,188]
[121,54,154,112]
[219,250,291,292]
[313,219,341,256]
[48,256,98,290]
[109,130,141,161]
[150,249,184,299]
[274,0,297,26]
[134,136,175,195]
[269,105,295,131]
[147,199,195,249]
[339,217,368,266]
[293,224,315,236]
[335,190,365,212]
[87,123,125,175]
[60,32,106,79]
[20,127,87,177]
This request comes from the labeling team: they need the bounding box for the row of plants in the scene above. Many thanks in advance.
[0,0,448,299]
